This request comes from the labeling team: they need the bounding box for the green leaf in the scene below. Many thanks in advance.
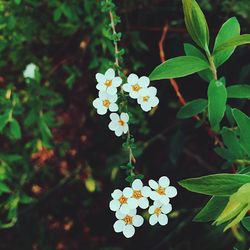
[207,80,227,130]
[178,173,250,196]
[232,109,250,156]
[184,43,213,81]
[14,0,21,5]
[182,0,210,50]
[177,98,208,119]
[9,119,22,140]
[214,34,250,54]
[193,196,229,222]
[0,111,11,132]
[0,182,11,193]
[242,216,250,232]
[214,147,236,160]
[149,56,209,81]
[213,17,240,67]
[227,85,250,99]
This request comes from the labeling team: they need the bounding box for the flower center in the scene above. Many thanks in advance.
[143,96,150,102]
[132,190,142,199]
[123,215,133,225]
[154,207,161,216]
[102,99,110,107]
[119,195,128,204]
[118,119,125,126]
[132,84,141,92]
[156,186,166,195]
[105,80,112,87]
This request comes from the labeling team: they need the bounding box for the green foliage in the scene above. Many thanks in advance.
[227,85,250,99]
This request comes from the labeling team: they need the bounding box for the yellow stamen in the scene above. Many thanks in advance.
[118,119,125,126]
[154,207,161,216]
[123,215,133,225]
[105,80,112,87]
[102,99,110,107]
[119,195,128,204]
[132,84,141,92]
[143,96,149,102]
[132,190,142,199]
[156,186,166,195]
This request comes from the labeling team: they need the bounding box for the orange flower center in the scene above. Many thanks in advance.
[132,190,142,199]
[119,195,128,204]
[143,96,150,102]
[123,215,133,225]
[154,207,161,216]
[132,84,141,92]
[118,119,125,126]
[105,80,112,87]
[156,186,166,195]
[102,99,110,107]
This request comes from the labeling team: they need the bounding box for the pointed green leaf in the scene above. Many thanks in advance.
[213,17,240,67]
[178,174,250,196]
[149,56,209,81]
[208,80,227,130]
[227,85,250,99]
[0,182,11,193]
[177,98,208,119]
[9,119,22,140]
[242,216,250,232]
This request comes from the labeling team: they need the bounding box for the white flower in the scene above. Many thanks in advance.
[122,179,151,210]
[122,73,150,99]
[113,209,144,238]
[109,188,131,214]
[23,63,37,79]
[137,86,159,112]
[108,113,129,137]
[96,68,122,95]
[93,91,118,115]
[148,200,172,226]
[149,176,177,205]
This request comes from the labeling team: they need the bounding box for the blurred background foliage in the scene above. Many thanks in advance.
[0,0,249,249]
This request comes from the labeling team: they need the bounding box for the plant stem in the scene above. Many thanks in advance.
[206,51,218,80]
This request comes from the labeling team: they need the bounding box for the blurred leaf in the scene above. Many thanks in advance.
[179,174,250,196]
[0,110,11,132]
[241,216,250,232]
[149,56,209,80]
[19,193,34,204]
[0,182,11,193]
[214,147,236,160]
[227,85,250,99]
[85,178,96,192]
[9,119,22,140]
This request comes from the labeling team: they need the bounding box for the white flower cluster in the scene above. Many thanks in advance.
[109,176,177,238]
[92,68,159,136]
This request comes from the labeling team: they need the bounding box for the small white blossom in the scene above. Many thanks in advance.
[23,63,37,79]
[122,73,150,99]
[113,209,144,238]
[148,200,172,226]
[96,68,122,95]
[108,113,129,137]
[93,91,118,115]
[109,188,131,214]
[137,86,159,112]
[149,176,177,205]
[122,179,151,210]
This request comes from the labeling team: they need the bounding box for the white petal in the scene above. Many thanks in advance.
[96,83,106,91]
[97,106,107,115]
[167,186,177,198]
[123,187,133,198]
[132,179,143,190]
[148,205,156,214]
[127,198,138,209]
[149,191,159,201]
[120,113,129,122]
[109,94,118,102]
[109,199,120,211]
[138,197,149,209]
[141,103,151,112]
[109,103,119,112]
[111,189,122,199]
[127,73,138,84]
[148,180,159,190]
[98,91,108,99]
[110,113,119,121]
[108,121,118,131]
[148,86,157,96]
[113,77,122,87]
[138,76,150,87]
[130,91,139,99]
[105,68,115,80]
[115,210,125,220]
[149,214,158,226]
[95,73,105,83]
[123,123,128,134]
[114,220,125,233]
[107,86,117,95]
[159,195,170,205]
[161,203,172,214]
[122,83,131,92]
[115,127,123,137]
[123,225,135,238]
[137,96,143,105]
[154,200,163,207]
[92,98,101,109]
[158,214,168,226]
[150,96,159,107]
[141,186,151,197]
[120,204,130,214]
[159,176,170,188]
[132,215,144,227]
[128,209,137,216]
